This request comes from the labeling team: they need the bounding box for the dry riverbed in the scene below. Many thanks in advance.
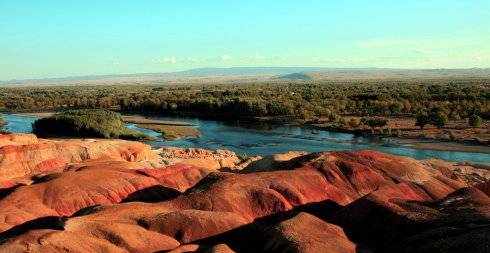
[137,123,200,140]
[122,115,200,140]
[122,115,195,126]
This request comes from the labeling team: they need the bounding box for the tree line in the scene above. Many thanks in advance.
[0,78,488,127]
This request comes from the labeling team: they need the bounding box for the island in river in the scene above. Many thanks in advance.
[16,112,201,141]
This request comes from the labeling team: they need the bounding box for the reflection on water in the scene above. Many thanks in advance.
[2,113,489,164]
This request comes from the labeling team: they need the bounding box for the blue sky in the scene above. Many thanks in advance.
[0,0,489,80]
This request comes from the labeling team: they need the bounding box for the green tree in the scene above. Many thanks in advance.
[415,112,430,130]
[429,109,448,129]
[468,114,482,128]
[361,117,388,133]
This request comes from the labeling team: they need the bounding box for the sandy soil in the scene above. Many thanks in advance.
[137,123,200,140]
[122,115,195,126]
[14,112,55,118]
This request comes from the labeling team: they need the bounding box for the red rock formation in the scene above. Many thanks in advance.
[142,210,248,243]
[0,162,209,233]
[264,212,356,253]
[0,133,39,147]
[0,134,487,253]
[0,134,161,181]
[334,184,490,253]
[158,147,241,171]
[205,244,236,253]
[137,164,211,192]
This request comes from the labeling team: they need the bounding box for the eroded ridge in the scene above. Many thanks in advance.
[0,134,488,253]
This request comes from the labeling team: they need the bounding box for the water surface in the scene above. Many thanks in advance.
[2,113,489,164]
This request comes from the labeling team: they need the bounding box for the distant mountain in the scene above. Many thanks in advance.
[278,72,313,80]
[0,67,324,86]
[0,73,174,86]
[175,67,328,77]
[2,67,490,86]
[304,68,490,80]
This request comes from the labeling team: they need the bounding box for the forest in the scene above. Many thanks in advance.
[0,78,488,126]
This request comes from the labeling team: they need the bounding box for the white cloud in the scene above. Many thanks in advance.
[185,57,199,63]
[220,54,232,62]
[162,56,177,64]
[252,52,266,61]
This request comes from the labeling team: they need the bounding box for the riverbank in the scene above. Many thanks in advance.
[5,112,489,158]
[122,115,196,126]
[394,138,490,154]
[309,116,489,146]
[136,123,201,140]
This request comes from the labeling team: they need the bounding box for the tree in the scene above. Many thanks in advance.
[468,114,482,128]
[430,110,448,129]
[347,118,361,128]
[361,117,388,133]
[415,112,429,130]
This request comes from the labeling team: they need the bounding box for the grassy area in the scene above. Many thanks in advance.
[32,109,150,140]
[137,123,200,140]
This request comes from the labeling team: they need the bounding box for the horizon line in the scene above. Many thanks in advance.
[2,66,490,83]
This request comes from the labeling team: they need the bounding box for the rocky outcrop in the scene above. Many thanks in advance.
[0,134,39,147]
[424,158,490,185]
[334,185,490,253]
[0,134,487,253]
[158,147,241,171]
[264,212,356,253]
[0,134,162,182]
[239,151,307,172]
[0,162,209,232]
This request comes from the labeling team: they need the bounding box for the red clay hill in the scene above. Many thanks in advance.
[0,133,488,253]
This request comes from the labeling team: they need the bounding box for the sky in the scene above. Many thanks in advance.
[0,0,489,80]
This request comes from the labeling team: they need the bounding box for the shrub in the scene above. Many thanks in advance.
[347,118,361,128]
[32,109,148,140]
[337,117,347,126]
[361,117,388,133]
[429,110,448,129]
[468,114,482,128]
[415,112,430,129]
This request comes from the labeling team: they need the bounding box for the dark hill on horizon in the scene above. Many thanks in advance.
[277,72,314,81]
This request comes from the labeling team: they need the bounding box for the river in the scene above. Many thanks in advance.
[2,114,489,164]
